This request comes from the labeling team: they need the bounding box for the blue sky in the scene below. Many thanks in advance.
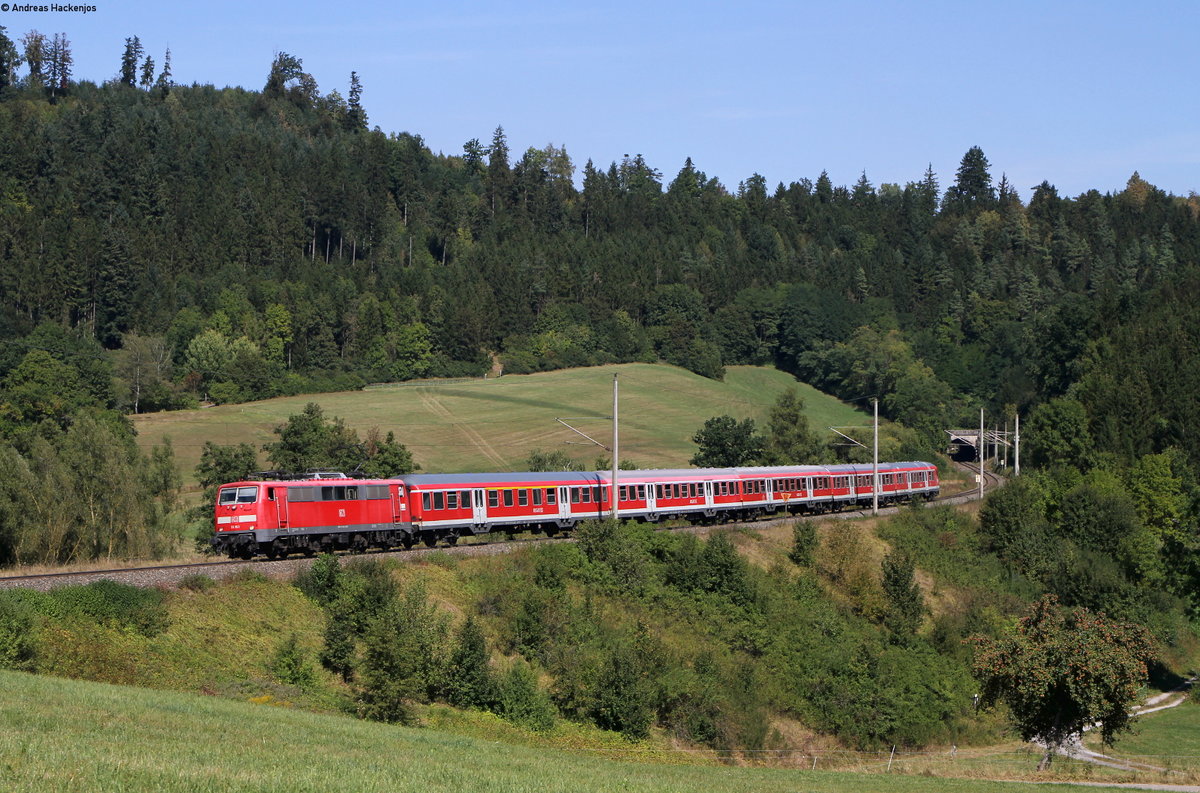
[5,0,1197,200]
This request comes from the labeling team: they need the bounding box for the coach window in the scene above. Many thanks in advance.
[581,488,591,504]
[532,489,542,506]
[518,490,528,507]
[569,487,579,503]
[433,492,445,510]
[618,486,626,502]
[461,491,471,507]
[447,491,458,510]
[593,486,601,503]
[422,493,432,510]
[546,488,556,505]
[503,490,514,507]
[488,491,499,508]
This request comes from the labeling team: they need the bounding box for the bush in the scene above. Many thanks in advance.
[444,615,495,709]
[356,584,449,723]
[46,580,169,637]
[271,634,316,689]
[789,521,816,566]
[495,659,556,732]
[178,574,215,592]
[294,553,342,606]
[591,641,653,740]
[0,595,37,671]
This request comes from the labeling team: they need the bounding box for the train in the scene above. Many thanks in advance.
[211,462,940,559]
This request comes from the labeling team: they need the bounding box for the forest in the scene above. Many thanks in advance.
[0,25,1199,588]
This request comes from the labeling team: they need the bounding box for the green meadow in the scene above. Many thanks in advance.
[131,364,869,485]
[0,670,1148,793]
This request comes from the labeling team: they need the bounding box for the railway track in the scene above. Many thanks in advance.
[0,465,1005,592]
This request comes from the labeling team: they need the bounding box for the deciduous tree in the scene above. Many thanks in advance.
[972,595,1153,770]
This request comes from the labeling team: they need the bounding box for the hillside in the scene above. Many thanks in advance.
[131,363,869,483]
[0,670,1139,793]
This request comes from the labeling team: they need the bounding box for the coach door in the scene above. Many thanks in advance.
[557,487,570,520]
[703,481,713,508]
[473,489,487,524]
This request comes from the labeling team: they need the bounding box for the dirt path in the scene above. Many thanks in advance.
[1035,681,1197,789]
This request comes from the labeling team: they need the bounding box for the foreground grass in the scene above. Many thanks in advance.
[0,671,1145,793]
[130,363,867,484]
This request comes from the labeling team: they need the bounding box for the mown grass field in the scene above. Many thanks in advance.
[0,670,1150,793]
[130,364,868,486]
[1084,698,1200,771]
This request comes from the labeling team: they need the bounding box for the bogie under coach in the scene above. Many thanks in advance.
[212,462,938,559]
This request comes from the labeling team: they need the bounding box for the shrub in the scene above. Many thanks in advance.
[356,583,449,723]
[178,574,215,592]
[294,553,342,605]
[591,641,653,740]
[271,633,316,689]
[789,521,817,566]
[46,580,169,637]
[444,615,495,709]
[0,595,37,671]
[495,659,556,732]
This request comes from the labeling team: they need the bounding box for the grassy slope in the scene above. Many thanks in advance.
[1085,699,1200,768]
[0,670,1141,793]
[130,364,867,485]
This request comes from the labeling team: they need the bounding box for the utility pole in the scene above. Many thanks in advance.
[1014,412,1021,477]
[872,398,879,515]
[610,373,619,522]
[1002,420,1008,469]
[979,407,985,502]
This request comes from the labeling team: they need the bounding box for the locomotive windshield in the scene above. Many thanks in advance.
[218,486,259,505]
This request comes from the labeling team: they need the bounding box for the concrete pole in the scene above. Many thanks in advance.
[610,373,619,522]
[1014,412,1021,477]
[872,398,879,515]
[1002,420,1008,469]
[979,407,985,501]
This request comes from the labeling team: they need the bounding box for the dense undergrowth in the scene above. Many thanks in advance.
[0,497,1196,758]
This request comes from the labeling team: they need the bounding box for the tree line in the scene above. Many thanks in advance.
[0,29,1198,565]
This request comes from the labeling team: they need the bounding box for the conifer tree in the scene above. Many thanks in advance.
[0,26,20,90]
[119,35,142,87]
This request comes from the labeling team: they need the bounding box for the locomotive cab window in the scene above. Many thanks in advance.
[219,486,258,505]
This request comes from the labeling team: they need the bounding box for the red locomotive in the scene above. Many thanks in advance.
[212,462,939,559]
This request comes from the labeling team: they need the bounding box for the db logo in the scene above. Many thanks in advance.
[1,5,9,11]
[338,508,346,517]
